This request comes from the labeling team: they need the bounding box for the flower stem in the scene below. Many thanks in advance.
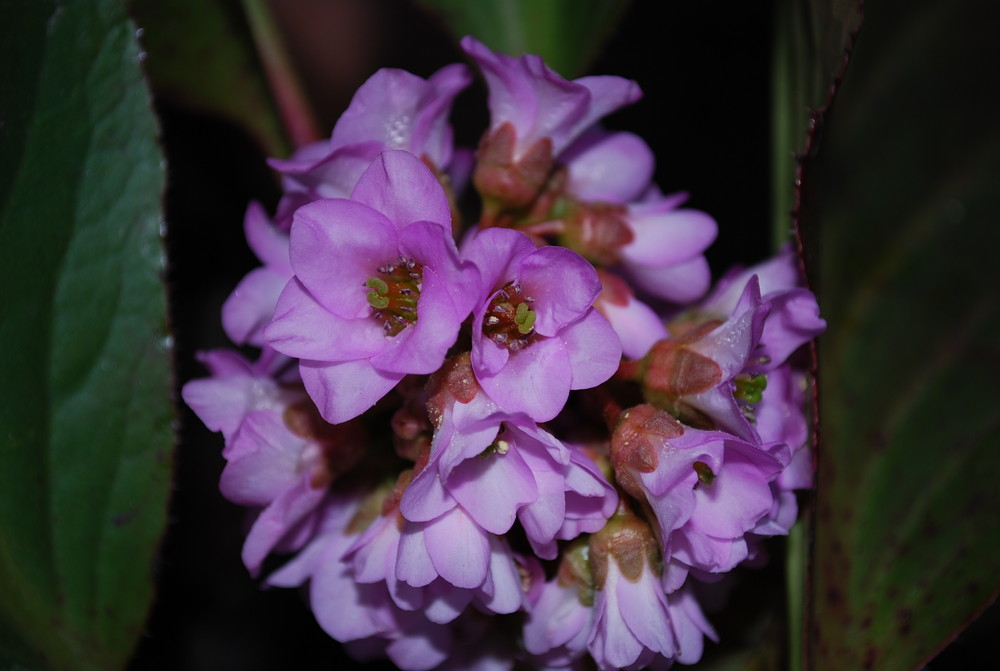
[241,0,323,150]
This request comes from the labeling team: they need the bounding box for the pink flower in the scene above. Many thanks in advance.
[611,405,785,576]
[559,129,718,303]
[181,348,366,575]
[587,510,679,671]
[395,507,527,615]
[699,245,826,370]
[221,202,293,347]
[462,37,641,162]
[522,543,594,668]
[267,492,457,671]
[463,227,621,421]
[181,347,299,445]
[634,277,771,442]
[269,63,472,226]
[400,361,617,559]
[264,151,479,423]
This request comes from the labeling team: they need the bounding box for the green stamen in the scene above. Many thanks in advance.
[365,259,423,337]
[480,437,510,459]
[483,281,537,350]
[693,461,716,486]
[514,302,537,334]
[734,374,767,404]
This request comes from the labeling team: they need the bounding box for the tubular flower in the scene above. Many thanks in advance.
[611,405,786,577]
[557,128,719,303]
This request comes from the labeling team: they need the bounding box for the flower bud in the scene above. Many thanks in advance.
[610,404,683,499]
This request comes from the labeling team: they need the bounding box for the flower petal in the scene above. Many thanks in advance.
[448,446,538,535]
[479,336,572,421]
[626,254,713,303]
[222,266,288,346]
[519,246,601,336]
[425,508,490,589]
[562,129,654,203]
[622,206,717,268]
[300,357,403,424]
[265,279,387,362]
[219,411,306,505]
[559,308,622,390]
[243,201,291,271]
[351,150,451,232]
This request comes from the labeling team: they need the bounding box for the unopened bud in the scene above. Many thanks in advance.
[474,123,554,225]
[425,353,480,426]
[589,506,659,588]
[557,199,634,266]
[610,404,682,499]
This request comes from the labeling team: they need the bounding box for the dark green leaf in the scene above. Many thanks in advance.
[799,2,1000,669]
[0,1,173,669]
[771,0,862,243]
[132,0,289,157]
[418,0,632,78]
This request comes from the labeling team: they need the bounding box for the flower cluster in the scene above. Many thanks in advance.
[183,36,825,670]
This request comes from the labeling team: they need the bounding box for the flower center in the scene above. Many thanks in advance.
[734,373,767,424]
[366,257,423,337]
[482,281,537,350]
[693,460,716,486]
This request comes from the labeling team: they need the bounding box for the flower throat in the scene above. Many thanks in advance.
[366,257,423,336]
[483,281,537,350]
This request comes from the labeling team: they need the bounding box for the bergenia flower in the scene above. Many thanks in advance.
[269,63,472,226]
[264,150,479,423]
[558,129,718,303]
[462,37,641,162]
[221,202,293,346]
[395,506,528,616]
[181,347,299,445]
[611,405,785,576]
[522,541,594,668]
[698,245,826,369]
[267,491,458,671]
[329,64,472,171]
[461,36,641,214]
[182,348,366,575]
[587,506,679,671]
[401,358,617,559]
[632,278,770,441]
[463,227,622,421]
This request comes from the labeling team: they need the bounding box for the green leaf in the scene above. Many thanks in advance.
[771,0,862,244]
[799,2,1000,669]
[418,0,632,78]
[0,1,173,669]
[132,0,290,157]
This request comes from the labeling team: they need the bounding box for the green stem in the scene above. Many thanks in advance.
[241,0,322,150]
[787,512,809,671]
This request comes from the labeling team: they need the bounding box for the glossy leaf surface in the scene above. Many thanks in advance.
[0,1,173,669]
[800,1,1000,669]
[771,0,863,242]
